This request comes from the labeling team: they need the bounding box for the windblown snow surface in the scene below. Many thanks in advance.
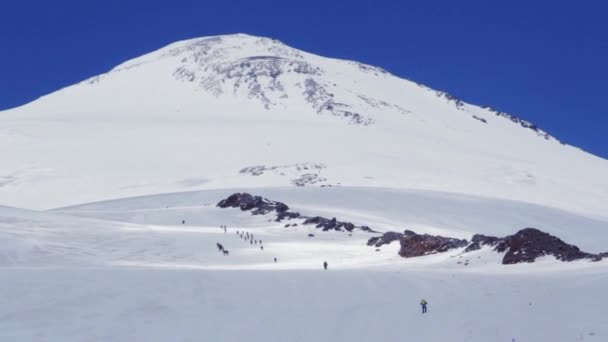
[1,34,607,341]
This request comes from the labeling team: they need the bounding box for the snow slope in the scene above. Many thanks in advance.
[1,33,607,341]
[1,189,607,341]
[1,33,607,218]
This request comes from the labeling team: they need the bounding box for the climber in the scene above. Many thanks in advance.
[420,299,428,314]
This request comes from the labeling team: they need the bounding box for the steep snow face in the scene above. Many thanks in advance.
[1,33,608,216]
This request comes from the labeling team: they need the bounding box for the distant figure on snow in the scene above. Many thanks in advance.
[323,261,328,270]
[420,299,428,314]
[223,250,229,256]
[182,220,185,224]
[260,245,264,251]
[274,257,277,263]
[217,243,224,252]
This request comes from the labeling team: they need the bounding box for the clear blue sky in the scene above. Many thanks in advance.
[2,0,607,158]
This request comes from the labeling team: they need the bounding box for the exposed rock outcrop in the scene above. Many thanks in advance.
[368,227,605,265]
[302,216,375,233]
[399,230,468,258]
[466,228,603,264]
[220,193,604,265]
[217,193,300,221]
[464,234,501,252]
[493,228,599,264]
[367,231,405,247]
[217,193,375,232]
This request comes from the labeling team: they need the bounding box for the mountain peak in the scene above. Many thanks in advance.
[2,33,608,216]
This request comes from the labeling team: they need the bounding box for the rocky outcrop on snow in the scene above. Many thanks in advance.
[464,234,501,252]
[239,163,329,187]
[367,231,405,247]
[481,106,554,140]
[466,228,602,264]
[302,216,375,233]
[217,193,375,232]
[163,35,376,125]
[217,193,300,221]
[368,227,605,264]
[220,194,605,264]
[398,230,468,258]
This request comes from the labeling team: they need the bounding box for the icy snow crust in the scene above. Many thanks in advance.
[0,34,607,341]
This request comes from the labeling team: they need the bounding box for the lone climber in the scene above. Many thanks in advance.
[420,299,428,314]
[323,261,328,270]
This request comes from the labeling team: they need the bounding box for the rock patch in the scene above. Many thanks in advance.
[217,193,375,232]
[369,227,606,264]
[399,230,468,258]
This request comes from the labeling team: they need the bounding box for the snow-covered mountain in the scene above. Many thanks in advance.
[1,34,608,341]
[2,33,607,217]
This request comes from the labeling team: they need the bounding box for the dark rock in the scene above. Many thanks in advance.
[403,230,417,237]
[367,231,404,247]
[496,228,596,264]
[472,115,487,123]
[277,211,301,221]
[219,193,376,233]
[464,234,501,252]
[463,228,602,264]
[359,225,373,232]
[302,216,376,233]
[217,193,300,221]
[399,231,468,258]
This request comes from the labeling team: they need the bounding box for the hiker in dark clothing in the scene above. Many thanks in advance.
[182,220,185,224]
[323,261,328,270]
[260,245,263,251]
[217,243,224,252]
[420,299,428,314]
[274,257,277,263]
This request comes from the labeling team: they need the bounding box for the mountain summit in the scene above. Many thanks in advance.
[1,33,607,215]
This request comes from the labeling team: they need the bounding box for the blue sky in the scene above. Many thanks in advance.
[1,0,607,158]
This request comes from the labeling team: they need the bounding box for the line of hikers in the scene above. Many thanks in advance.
[236,230,264,251]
